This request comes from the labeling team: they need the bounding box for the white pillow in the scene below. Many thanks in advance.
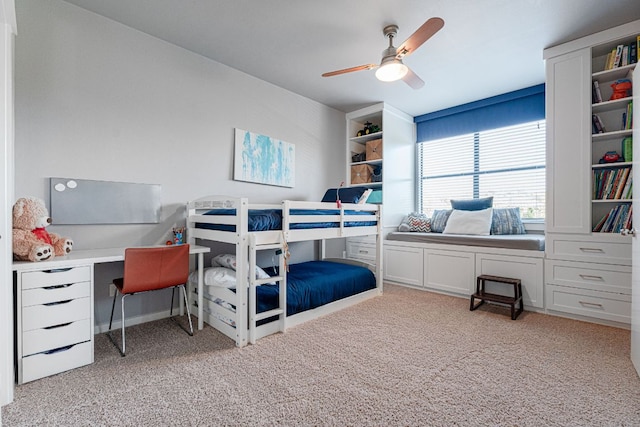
[212,253,272,281]
[189,267,237,288]
[443,208,493,236]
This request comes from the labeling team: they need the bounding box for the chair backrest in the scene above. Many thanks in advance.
[120,244,190,294]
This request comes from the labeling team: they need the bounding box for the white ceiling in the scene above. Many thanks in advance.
[61,0,640,117]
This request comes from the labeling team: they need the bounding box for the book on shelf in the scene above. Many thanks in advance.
[606,49,616,70]
[624,205,633,230]
[614,167,630,199]
[625,101,633,130]
[622,173,633,199]
[630,41,637,64]
[595,203,631,233]
[599,205,620,232]
[593,211,608,232]
[592,80,603,103]
[613,44,624,68]
[592,114,605,134]
[622,45,629,66]
[621,136,632,162]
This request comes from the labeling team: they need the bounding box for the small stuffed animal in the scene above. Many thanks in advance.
[610,79,632,100]
[12,197,73,262]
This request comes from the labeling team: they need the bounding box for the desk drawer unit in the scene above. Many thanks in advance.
[17,265,94,384]
[21,341,93,384]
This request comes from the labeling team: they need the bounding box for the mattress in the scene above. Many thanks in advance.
[259,260,376,315]
[386,232,545,251]
[197,208,377,232]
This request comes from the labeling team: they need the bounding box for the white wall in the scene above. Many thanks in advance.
[14,0,346,326]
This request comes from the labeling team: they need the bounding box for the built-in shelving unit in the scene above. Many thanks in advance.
[590,39,635,233]
[344,103,415,257]
[543,19,639,326]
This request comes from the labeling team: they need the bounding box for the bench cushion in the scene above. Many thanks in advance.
[387,231,545,251]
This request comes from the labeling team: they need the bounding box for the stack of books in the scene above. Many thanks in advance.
[593,204,633,233]
[593,166,632,200]
[603,36,639,70]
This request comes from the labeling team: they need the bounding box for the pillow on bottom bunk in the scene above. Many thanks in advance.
[212,253,273,282]
[189,267,237,288]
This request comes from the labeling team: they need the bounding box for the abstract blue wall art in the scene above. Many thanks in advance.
[233,128,295,188]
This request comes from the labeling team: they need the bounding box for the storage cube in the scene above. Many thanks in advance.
[366,139,383,161]
[351,164,372,184]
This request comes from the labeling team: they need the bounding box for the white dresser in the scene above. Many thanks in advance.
[14,263,94,384]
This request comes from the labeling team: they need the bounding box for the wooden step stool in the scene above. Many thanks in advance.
[470,274,523,320]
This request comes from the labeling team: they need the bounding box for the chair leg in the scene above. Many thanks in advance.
[107,291,126,357]
[120,294,127,356]
[108,291,117,331]
[181,285,194,336]
[170,287,175,316]
[170,285,194,336]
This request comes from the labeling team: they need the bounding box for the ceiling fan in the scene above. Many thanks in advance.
[321,17,444,89]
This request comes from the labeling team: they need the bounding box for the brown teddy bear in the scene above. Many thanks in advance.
[12,197,73,262]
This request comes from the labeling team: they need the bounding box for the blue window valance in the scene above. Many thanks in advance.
[414,84,545,142]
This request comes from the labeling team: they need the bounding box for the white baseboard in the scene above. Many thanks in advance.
[94,309,179,334]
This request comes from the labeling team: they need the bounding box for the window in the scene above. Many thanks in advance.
[418,120,546,219]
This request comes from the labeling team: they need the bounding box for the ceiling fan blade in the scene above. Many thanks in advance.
[322,64,378,77]
[396,17,444,59]
[402,67,425,90]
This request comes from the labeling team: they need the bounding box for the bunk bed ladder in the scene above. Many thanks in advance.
[248,237,288,345]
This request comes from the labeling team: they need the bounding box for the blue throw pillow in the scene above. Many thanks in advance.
[491,208,526,235]
[450,196,493,211]
[321,187,368,204]
[430,209,452,233]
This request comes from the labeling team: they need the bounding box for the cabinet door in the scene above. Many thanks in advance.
[384,245,423,287]
[546,48,591,234]
[424,249,474,295]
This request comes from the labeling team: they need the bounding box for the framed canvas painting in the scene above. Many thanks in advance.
[233,128,295,187]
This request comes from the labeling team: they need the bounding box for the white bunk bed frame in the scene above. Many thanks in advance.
[186,195,383,347]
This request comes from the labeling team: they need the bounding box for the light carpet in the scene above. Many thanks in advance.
[3,284,640,426]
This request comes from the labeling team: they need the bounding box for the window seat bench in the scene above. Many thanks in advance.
[383,232,545,310]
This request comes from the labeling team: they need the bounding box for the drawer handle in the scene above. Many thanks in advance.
[578,300,604,309]
[358,250,369,254]
[579,247,605,254]
[44,322,72,330]
[42,343,77,355]
[42,268,73,273]
[43,284,73,290]
[43,299,73,306]
[579,274,604,282]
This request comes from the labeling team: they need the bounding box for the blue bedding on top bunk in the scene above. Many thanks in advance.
[196,208,377,232]
[258,260,376,316]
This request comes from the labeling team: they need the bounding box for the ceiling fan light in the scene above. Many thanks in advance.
[375,60,408,82]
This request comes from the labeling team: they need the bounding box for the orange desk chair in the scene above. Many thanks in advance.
[108,244,193,356]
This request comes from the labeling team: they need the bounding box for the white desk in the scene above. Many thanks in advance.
[12,244,211,329]
[12,244,210,384]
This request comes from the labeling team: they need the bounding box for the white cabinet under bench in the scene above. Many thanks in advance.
[383,233,545,310]
[13,263,94,384]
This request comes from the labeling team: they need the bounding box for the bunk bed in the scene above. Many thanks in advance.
[186,195,383,347]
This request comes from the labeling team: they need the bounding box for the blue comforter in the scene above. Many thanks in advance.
[197,208,376,232]
[258,260,376,316]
